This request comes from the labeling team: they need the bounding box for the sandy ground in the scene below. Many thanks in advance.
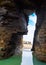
[23,43,32,49]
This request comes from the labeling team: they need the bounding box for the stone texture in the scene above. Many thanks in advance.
[0,0,27,59]
[10,34,23,55]
[0,27,23,59]
[0,27,12,59]
[34,21,46,61]
[33,8,46,61]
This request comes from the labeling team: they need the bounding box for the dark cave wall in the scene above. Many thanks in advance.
[14,34,23,55]
[33,6,46,61]
[0,1,28,59]
[0,0,46,60]
[0,31,23,59]
[32,8,45,50]
[9,34,23,55]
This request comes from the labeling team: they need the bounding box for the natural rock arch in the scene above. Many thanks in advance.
[0,0,46,61]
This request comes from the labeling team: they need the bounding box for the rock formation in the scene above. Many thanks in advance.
[0,0,46,61]
[0,0,28,59]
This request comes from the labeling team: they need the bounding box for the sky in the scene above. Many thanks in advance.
[23,13,37,44]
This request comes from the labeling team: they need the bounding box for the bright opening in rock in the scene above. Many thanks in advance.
[23,13,37,49]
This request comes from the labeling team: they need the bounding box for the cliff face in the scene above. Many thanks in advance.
[0,1,28,59]
[0,30,23,59]
[0,6,28,33]
[33,7,46,61]
[0,0,46,61]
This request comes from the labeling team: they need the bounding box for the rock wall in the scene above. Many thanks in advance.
[0,30,23,59]
[0,1,28,59]
[33,7,46,61]
[0,27,12,59]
